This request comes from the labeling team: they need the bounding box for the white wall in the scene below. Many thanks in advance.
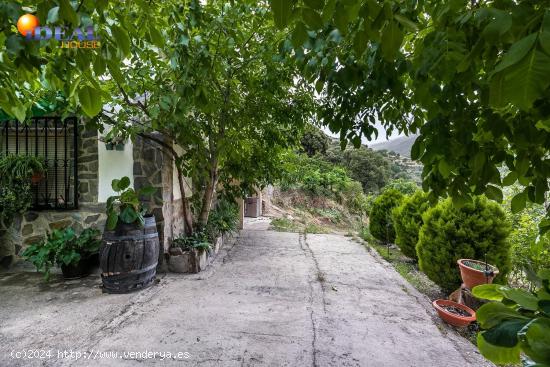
[98,129,134,203]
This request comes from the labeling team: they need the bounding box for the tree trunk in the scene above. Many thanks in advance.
[198,166,219,228]
[176,166,194,236]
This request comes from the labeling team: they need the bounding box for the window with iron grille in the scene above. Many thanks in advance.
[0,117,78,210]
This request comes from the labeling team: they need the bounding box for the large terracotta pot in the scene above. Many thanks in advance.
[432,299,476,327]
[457,259,499,289]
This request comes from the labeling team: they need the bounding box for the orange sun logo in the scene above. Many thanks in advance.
[17,14,39,37]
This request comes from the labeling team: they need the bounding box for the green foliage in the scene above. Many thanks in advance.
[392,191,430,260]
[205,198,239,241]
[0,154,44,228]
[172,231,211,252]
[268,1,550,231]
[472,270,550,367]
[300,124,329,157]
[369,188,404,244]
[383,179,418,195]
[21,227,101,280]
[270,217,301,233]
[417,196,512,291]
[105,177,156,230]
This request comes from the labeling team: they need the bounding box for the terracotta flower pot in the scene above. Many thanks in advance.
[31,171,44,184]
[457,259,499,289]
[432,299,476,327]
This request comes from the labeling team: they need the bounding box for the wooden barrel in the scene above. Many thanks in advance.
[100,215,159,294]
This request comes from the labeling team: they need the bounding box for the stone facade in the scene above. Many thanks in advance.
[1,124,187,269]
[133,135,185,260]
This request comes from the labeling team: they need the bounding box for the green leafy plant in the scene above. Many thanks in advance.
[172,231,211,252]
[21,227,101,280]
[416,196,512,291]
[0,153,44,182]
[392,190,431,260]
[105,177,156,230]
[205,198,239,241]
[0,154,44,229]
[472,270,550,366]
[369,188,404,244]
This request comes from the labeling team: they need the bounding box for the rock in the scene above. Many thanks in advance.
[84,214,100,224]
[24,235,44,245]
[24,212,39,222]
[22,224,34,236]
[49,219,72,230]
[169,247,183,256]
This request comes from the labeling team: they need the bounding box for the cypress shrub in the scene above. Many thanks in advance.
[417,196,511,291]
[369,188,404,243]
[392,191,431,260]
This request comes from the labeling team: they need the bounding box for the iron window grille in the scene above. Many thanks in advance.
[1,116,79,210]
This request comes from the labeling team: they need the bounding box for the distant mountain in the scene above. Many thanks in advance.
[369,135,418,158]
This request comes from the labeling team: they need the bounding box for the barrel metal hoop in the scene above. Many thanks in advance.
[103,232,159,242]
[101,263,158,278]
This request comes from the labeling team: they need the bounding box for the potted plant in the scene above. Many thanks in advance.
[432,299,476,327]
[100,177,159,293]
[100,130,126,151]
[22,227,101,280]
[168,231,211,273]
[457,259,499,289]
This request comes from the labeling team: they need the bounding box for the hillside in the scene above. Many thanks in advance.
[369,135,418,157]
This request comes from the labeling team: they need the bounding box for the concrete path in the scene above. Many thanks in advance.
[0,224,491,366]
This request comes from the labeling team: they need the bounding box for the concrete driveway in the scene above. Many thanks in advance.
[0,222,491,366]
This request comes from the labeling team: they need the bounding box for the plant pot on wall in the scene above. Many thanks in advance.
[31,171,45,185]
[168,247,207,273]
[458,259,499,289]
[115,143,125,151]
[432,299,476,327]
[105,142,114,150]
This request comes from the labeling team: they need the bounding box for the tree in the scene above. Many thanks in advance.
[392,190,430,260]
[417,196,512,291]
[368,188,403,244]
[1,2,313,234]
[300,124,329,157]
[268,1,550,231]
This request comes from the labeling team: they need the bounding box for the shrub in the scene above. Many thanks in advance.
[417,196,512,291]
[383,178,418,195]
[369,189,404,243]
[392,190,430,260]
[205,198,239,241]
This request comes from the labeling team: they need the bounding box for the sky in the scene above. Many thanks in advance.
[322,121,405,146]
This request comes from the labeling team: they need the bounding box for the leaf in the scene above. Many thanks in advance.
[106,212,118,230]
[490,47,550,110]
[321,0,336,23]
[485,185,503,203]
[269,0,293,29]
[148,26,164,48]
[138,186,157,196]
[482,319,530,348]
[118,176,131,191]
[502,171,517,186]
[303,8,324,29]
[111,25,131,57]
[353,26,369,57]
[501,288,539,311]
[492,33,537,75]
[304,0,324,10]
[380,21,403,61]
[438,159,452,178]
[120,206,139,224]
[477,332,521,365]
[473,284,505,301]
[47,6,60,23]
[59,0,78,25]
[77,86,102,117]
[539,32,550,56]
[535,119,550,132]
[481,9,512,43]
[394,14,418,31]
[292,21,308,48]
[477,302,529,329]
[511,192,527,214]
[518,318,550,364]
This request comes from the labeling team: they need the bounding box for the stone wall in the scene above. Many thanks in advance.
[133,135,185,260]
[17,124,103,252]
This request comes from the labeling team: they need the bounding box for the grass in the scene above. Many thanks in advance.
[270,217,302,232]
[304,223,330,234]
